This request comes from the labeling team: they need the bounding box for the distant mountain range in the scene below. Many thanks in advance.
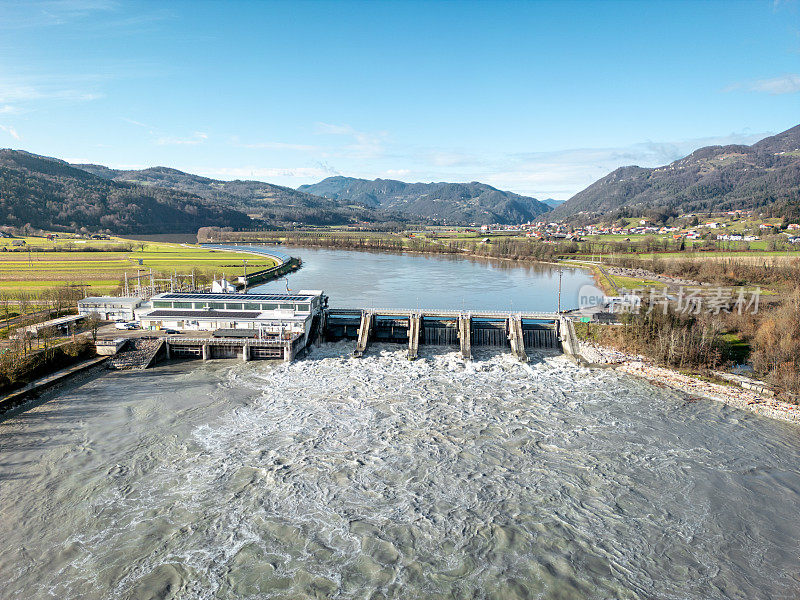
[0,150,551,234]
[552,124,800,222]
[74,164,399,226]
[0,150,251,234]
[10,124,794,235]
[299,176,551,224]
[541,198,564,208]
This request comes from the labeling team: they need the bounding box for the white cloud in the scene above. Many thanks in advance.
[156,131,208,146]
[314,122,386,159]
[726,73,800,95]
[238,141,320,151]
[197,166,337,182]
[0,124,21,140]
[428,151,479,168]
[0,81,103,106]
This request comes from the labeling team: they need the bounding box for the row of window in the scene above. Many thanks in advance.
[152,300,311,312]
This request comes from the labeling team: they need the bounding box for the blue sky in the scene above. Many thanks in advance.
[0,0,798,199]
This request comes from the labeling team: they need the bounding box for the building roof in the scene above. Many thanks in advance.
[79,296,143,306]
[154,292,318,302]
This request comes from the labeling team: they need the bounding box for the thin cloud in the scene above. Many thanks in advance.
[238,141,320,152]
[0,82,102,104]
[315,122,386,159]
[0,125,21,140]
[156,131,208,146]
[198,166,337,181]
[725,73,800,95]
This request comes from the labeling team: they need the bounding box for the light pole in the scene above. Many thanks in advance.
[557,268,562,314]
[243,259,248,292]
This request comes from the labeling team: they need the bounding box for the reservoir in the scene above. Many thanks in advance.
[249,245,588,311]
[1,248,799,599]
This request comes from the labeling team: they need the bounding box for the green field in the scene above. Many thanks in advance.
[0,236,277,295]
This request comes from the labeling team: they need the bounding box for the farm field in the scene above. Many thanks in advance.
[0,236,277,295]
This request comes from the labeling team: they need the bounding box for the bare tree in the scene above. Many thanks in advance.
[85,313,102,343]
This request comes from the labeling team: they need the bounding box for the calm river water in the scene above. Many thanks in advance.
[1,248,799,599]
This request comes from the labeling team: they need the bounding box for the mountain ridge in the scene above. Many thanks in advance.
[73,164,391,226]
[299,176,551,224]
[551,124,800,222]
[0,149,252,234]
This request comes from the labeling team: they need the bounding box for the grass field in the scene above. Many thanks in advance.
[0,236,277,294]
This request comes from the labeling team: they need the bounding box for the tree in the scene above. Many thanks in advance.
[85,313,102,343]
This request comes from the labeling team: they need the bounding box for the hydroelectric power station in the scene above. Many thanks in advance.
[96,290,574,369]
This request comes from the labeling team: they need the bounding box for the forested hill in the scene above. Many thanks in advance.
[0,150,252,234]
[550,124,800,222]
[75,165,403,226]
[299,176,551,224]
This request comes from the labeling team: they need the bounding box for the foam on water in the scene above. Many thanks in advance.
[1,343,800,599]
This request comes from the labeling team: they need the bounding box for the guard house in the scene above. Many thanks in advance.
[138,290,327,343]
[78,296,144,321]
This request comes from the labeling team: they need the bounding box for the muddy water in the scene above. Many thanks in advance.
[250,245,589,311]
[1,344,799,599]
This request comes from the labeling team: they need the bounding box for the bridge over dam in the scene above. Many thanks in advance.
[323,308,564,362]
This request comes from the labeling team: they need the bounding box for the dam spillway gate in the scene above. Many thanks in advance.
[324,308,560,362]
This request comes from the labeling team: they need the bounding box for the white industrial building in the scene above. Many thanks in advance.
[78,297,145,321]
[138,290,327,342]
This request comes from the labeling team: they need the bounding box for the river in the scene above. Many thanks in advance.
[1,248,799,599]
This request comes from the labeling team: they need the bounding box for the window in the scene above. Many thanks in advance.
[153,301,171,308]
[261,303,278,311]
[173,302,192,309]
[244,303,261,310]
[226,303,244,310]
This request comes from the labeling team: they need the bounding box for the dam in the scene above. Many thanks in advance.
[99,291,570,368]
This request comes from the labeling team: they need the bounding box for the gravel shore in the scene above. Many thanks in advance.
[578,341,800,424]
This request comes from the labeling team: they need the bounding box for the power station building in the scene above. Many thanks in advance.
[138,291,327,343]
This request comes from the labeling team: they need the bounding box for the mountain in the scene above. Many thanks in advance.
[299,176,551,224]
[551,124,800,222]
[74,165,397,226]
[0,150,252,234]
[541,198,564,208]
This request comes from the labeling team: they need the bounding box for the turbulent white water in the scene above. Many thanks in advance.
[1,344,800,599]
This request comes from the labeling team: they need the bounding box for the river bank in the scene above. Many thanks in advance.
[578,340,800,424]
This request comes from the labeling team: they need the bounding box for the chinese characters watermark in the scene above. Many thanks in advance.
[578,285,762,315]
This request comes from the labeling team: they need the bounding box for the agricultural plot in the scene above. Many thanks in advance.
[0,237,277,294]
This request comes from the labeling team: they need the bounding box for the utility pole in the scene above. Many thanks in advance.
[243,259,248,293]
[557,267,563,314]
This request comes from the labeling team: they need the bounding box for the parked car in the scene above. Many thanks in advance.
[114,322,138,330]
[160,328,181,335]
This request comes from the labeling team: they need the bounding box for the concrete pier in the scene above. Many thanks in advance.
[458,314,472,361]
[407,313,421,360]
[353,311,374,357]
[508,315,528,362]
